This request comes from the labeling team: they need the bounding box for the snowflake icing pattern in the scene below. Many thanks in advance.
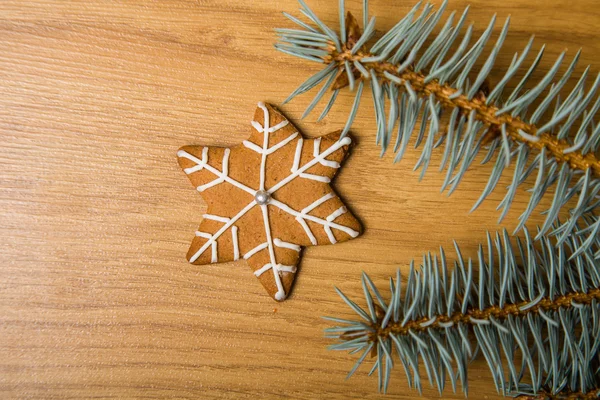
[177,102,362,301]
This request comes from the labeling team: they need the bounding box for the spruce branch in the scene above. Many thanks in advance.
[276,0,600,257]
[325,229,600,397]
[328,53,600,177]
[374,287,600,338]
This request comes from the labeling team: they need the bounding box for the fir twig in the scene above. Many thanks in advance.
[276,0,600,257]
[325,229,600,397]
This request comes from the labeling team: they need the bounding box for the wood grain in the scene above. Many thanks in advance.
[0,1,598,398]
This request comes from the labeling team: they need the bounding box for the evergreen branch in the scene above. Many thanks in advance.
[376,287,600,338]
[325,229,600,397]
[328,57,600,177]
[276,0,600,255]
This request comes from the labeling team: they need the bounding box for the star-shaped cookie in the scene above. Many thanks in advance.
[177,102,362,301]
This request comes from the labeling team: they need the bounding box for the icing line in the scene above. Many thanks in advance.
[277,265,297,273]
[274,238,301,252]
[189,200,256,263]
[270,198,359,244]
[243,133,298,155]
[211,241,218,263]
[197,177,223,192]
[203,214,231,223]
[266,132,298,154]
[178,149,255,196]
[302,193,335,215]
[268,136,352,193]
[313,137,321,157]
[260,204,286,301]
[242,140,263,153]
[295,216,317,245]
[299,172,330,183]
[267,120,289,133]
[254,263,297,277]
[244,242,268,259]
[324,225,337,244]
[254,263,273,277]
[232,226,240,261]
[327,206,347,222]
[258,103,270,191]
[292,138,303,172]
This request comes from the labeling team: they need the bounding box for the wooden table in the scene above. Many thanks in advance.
[1,0,599,398]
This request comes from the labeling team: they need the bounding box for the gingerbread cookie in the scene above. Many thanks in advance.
[177,102,361,301]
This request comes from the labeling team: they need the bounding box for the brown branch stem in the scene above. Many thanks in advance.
[325,49,600,177]
[367,287,600,340]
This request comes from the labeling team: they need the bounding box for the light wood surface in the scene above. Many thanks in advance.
[1,1,599,398]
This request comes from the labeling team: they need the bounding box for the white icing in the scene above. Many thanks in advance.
[268,136,351,194]
[181,102,357,300]
[302,193,336,214]
[254,263,297,278]
[251,115,289,134]
[232,226,240,261]
[277,264,297,274]
[277,265,297,274]
[258,103,270,191]
[251,120,263,132]
[268,120,289,133]
[327,206,347,222]
[183,164,204,175]
[242,132,298,155]
[260,204,286,301]
[313,137,321,156]
[291,136,342,174]
[178,148,255,195]
[274,238,301,252]
[242,140,263,153]
[295,216,317,245]
[319,159,340,168]
[202,214,231,223]
[254,263,273,277]
[298,172,331,183]
[324,225,336,244]
[266,132,298,154]
[270,198,359,244]
[222,148,230,174]
[197,178,223,192]
[179,147,208,175]
[292,138,303,172]
[189,200,256,263]
[211,241,218,263]
[243,242,268,259]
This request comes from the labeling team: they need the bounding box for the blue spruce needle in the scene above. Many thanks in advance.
[325,229,600,398]
[276,0,600,259]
